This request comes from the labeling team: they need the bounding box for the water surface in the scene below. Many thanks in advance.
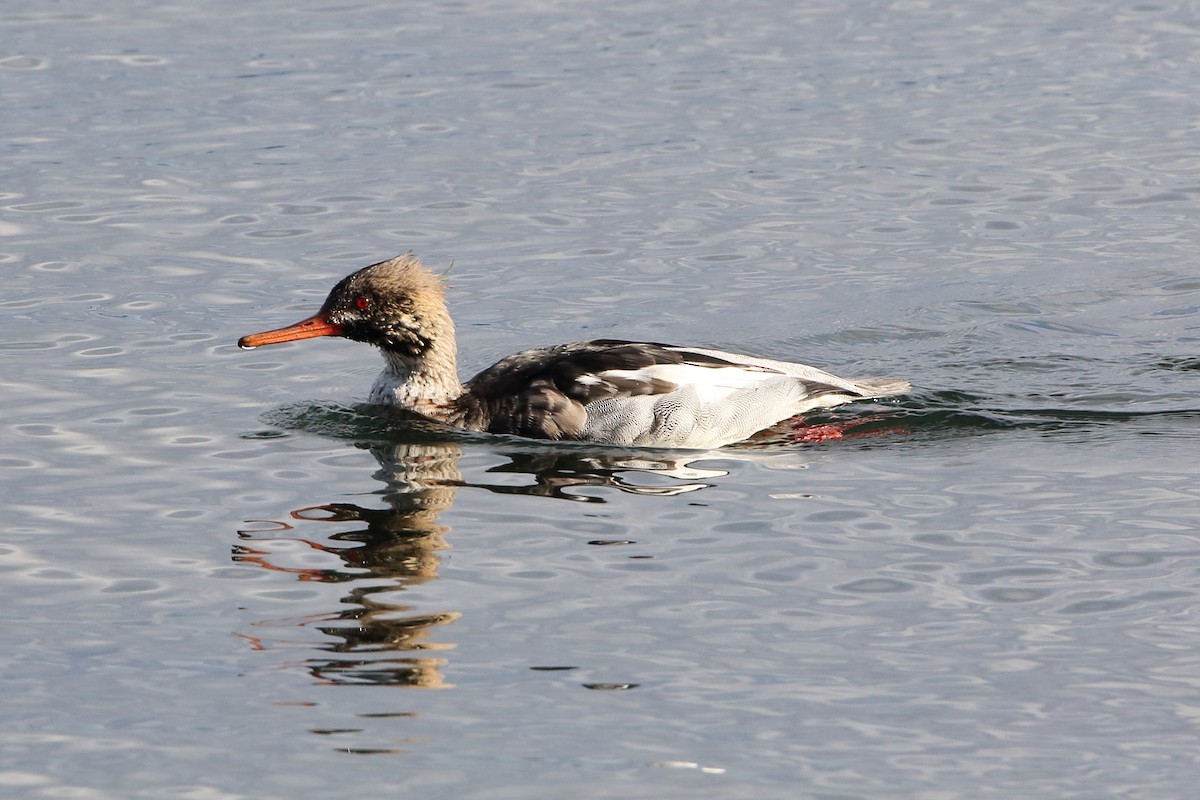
[3,0,1200,797]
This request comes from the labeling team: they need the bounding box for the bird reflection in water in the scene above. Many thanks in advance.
[236,442,463,689]
[235,437,730,689]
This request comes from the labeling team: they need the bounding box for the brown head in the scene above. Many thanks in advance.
[238,254,455,361]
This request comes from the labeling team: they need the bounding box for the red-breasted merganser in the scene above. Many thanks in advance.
[238,254,909,449]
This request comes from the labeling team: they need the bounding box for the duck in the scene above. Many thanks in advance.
[238,254,909,449]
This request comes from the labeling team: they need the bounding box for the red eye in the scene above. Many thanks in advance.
[354,296,370,311]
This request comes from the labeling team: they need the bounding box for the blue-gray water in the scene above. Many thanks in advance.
[4,1,1200,797]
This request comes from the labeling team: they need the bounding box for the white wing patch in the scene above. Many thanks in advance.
[671,346,885,394]
[596,364,784,405]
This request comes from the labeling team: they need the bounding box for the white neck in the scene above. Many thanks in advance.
[368,344,462,417]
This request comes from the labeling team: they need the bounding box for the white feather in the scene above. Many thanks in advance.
[597,364,785,404]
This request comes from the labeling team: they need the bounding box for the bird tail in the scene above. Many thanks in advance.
[852,377,911,398]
